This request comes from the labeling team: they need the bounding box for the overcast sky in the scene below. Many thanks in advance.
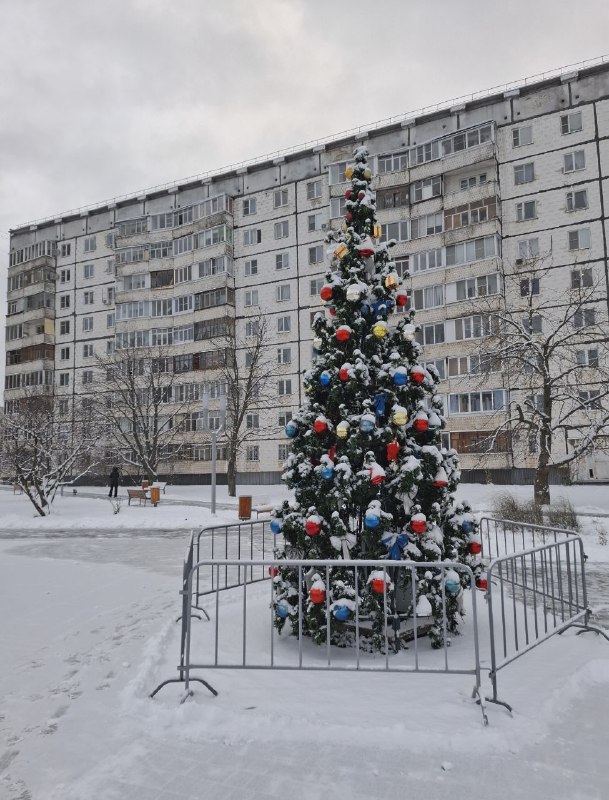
[1,0,608,394]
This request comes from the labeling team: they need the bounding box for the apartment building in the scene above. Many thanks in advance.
[5,58,609,483]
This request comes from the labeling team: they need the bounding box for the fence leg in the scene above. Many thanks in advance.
[471,684,489,726]
[150,676,218,700]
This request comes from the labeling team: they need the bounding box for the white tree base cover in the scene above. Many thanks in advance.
[270,147,484,650]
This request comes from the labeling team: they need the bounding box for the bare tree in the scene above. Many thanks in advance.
[94,344,198,481]
[470,255,609,505]
[215,315,275,496]
[0,393,102,516]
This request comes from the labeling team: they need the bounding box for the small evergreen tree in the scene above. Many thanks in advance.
[272,146,483,650]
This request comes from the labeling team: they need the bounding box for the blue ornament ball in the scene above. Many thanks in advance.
[276,601,290,619]
[461,520,474,534]
[365,512,380,529]
[360,302,371,316]
[285,421,298,438]
[321,466,334,480]
[270,519,282,535]
[445,577,461,596]
[393,368,408,386]
[333,605,351,622]
[320,371,331,387]
[360,415,375,433]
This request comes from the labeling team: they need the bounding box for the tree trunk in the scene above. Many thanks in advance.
[227,458,237,498]
[534,444,551,506]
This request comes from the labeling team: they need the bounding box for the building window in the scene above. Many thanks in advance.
[512,125,533,147]
[445,235,497,267]
[60,346,70,360]
[274,189,288,208]
[377,152,408,173]
[84,290,94,305]
[520,278,540,296]
[521,315,543,334]
[276,252,290,270]
[454,314,495,341]
[460,174,487,190]
[413,285,444,310]
[449,390,507,415]
[566,190,588,212]
[454,273,499,301]
[576,348,599,368]
[84,263,95,279]
[60,294,71,309]
[310,278,324,296]
[107,313,115,328]
[84,236,96,253]
[244,259,258,277]
[411,175,441,202]
[83,344,94,358]
[579,390,601,410]
[246,445,260,462]
[58,399,69,416]
[516,200,537,221]
[277,316,291,333]
[308,213,324,232]
[82,370,93,385]
[564,150,586,173]
[514,163,535,185]
[59,269,71,283]
[245,319,260,337]
[59,320,70,335]
[330,197,347,219]
[518,238,540,260]
[573,308,596,329]
[59,373,70,387]
[410,248,443,273]
[243,228,262,246]
[276,284,291,302]
[60,243,71,257]
[307,181,322,200]
[571,268,593,289]
[82,316,93,332]
[278,379,292,396]
[246,414,260,429]
[278,410,291,426]
[568,228,591,250]
[278,444,290,460]
[561,111,583,135]
[416,322,445,345]
[244,290,259,307]
[277,347,291,364]
[243,198,257,216]
[308,245,324,265]
[377,186,409,210]
[175,265,192,284]
[328,161,348,185]
[274,220,289,239]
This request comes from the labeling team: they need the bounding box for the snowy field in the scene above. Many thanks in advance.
[1,483,609,799]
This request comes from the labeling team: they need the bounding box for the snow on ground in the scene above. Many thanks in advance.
[1,483,609,799]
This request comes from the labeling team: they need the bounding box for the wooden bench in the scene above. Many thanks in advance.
[13,484,23,495]
[151,481,168,494]
[252,504,273,519]
[127,488,149,506]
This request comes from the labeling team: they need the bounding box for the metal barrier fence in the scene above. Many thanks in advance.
[479,517,608,710]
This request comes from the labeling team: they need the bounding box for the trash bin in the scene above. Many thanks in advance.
[150,486,160,506]
[238,495,252,520]
[142,480,149,489]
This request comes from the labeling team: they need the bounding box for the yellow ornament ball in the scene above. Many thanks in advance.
[334,243,348,259]
[385,273,398,289]
[372,321,388,338]
[336,421,350,439]
[373,224,383,239]
[363,168,372,180]
[392,410,408,426]
[345,166,354,180]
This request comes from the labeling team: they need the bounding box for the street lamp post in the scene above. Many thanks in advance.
[201,392,227,515]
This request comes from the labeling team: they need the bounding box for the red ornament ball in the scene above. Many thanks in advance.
[345,189,352,199]
[476,577,488,591]
[396,291,408,307]
[410,367,425,384]
[386,438,400,462]
[359,246,374,258]
[313,418,328,434]
[346,212,353,223]
[371,578,387,594]
[357,190,365,200]
[305,518,321,536]
[268,566,278,577]
[328,445,336,461]
[320,285,333,302]
[413,417,429,433]
[309,587,326,604]
[339,367,350,382]
[410,518,427,535]
[329,306,336,316]
[469,542,482,555]
[336,326,351,342]
[432,476,448,488]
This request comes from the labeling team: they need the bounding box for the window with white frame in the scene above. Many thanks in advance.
[277,315,291,333]
[82,370,93,385]
[278,410,291,426]
[278,443,290,460]
[452,273,499,301]
[566,190,588,212]
[246,445,260,462]
[276,284,291,302]
[83,343,94,358]
[274,220,289,239]
[521,314,543,334]
[60,243,71,258]
[307,180,322,200]
[107,313,115,328]
[568,228,591,250]
[59,320,70,335]
[449,389,507,414]
[514,163,535,185]
[84,290,94,305]
[410,248,443,273]
[310,278,324,296]
[448,354,501,377]
[576,348,599,368]
[518,238,540,259]
[243,228,262,246]
[308,213,324,232]
[246,413,260,429]
[426,359,446,379]
[411,175,441,202]
[245,289,259,307]
[274,189,289,208]
[328,161,348,184]
[175,265,192,284]
[578,390,601,410]
[278,379,292,395]
[564,150,586,173]
[416,322,445,345]
[445,235,497,266]
[330,197,346,219]
[243,198,257,216]
[84,263,95,279]
[573,308,596,328]
[244,259,258,276]
[60,294,70,309]
[60,346,70,360]
[460,174,488,190]
[413,285,444,310]
[520,278,540,296]
[276,252,290,270]
[277,347,291,364]
[175,295,193,313]
[59,373,70,387]
[561,111,583,135]
[516,200,537,221]
[59,268,71,283]
[123,273,147,290]
[84,236,96,253]
[377,151,408,173]
[394,258,409,278]
[244,320,260,339]
[82,316,93,332]
[571,268,593,289]
[512,125,533,147]
[453,314,495,341]
[308,245,324,265]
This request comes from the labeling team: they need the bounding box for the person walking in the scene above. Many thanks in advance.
[108,466,120,498]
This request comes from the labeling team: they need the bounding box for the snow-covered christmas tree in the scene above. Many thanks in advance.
[272,146,483,650]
